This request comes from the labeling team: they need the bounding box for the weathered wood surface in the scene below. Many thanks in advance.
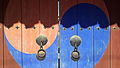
[2,0,58,68]
[60,0,110,68]
[3,0,22,68]
[0,0,120,68]
[104,0,120,68]
[0,0,3,67]
[0,24,3,68]
[111,25,120,68]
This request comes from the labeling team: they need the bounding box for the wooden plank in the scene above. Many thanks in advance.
[39,0,58,50]
[93,24,110,68]
[21,0,39,54]
[0,24,3,68]
[93,0,110,68]
[0,0,3,67]
[111,25,120,68]
[21,0,40,68]
[40,0,58,27]
[3,0,22,68]
[21,0,58,68]
[60,1,95,68]
[92,0,109,18]
[39,0,58,68]
[105,0,120,67]
[94,44,110,68]
[104,0,120,27]
[78,24,93,68]
[60,10,78,68]
[39,0,58,61]
[60,0,78,68]
[75,1,94,68]
[60,0,110,68]
[60,0,77,20]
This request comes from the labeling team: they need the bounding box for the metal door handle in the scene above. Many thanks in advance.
[71,48,80,61]
[70,35,81,47]
[70,35,81,61]
[36,35,48,61]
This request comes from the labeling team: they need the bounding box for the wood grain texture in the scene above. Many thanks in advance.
[93,0,110,68]
[21,0,58,54]
[104,0,120,27]
[4,41,20,68]
[94,43,110,68]
[21,0,39,28]
[60,0,110,68]
[21,0,58,68]
[0,0,3,68]
[38,0,58,68]
[60,0,94,68]
[3,0,21,68]
[60,0,77,20]
[92,0,109,19]
[0,24,3,68]
[60,0,109,20]
[39,0,58,50]
[21,0,40,54]
[40,0,58,27]
[60,1,78,68]
[21,0,40,67]
[111,24,120,68]
[1,1,119,68]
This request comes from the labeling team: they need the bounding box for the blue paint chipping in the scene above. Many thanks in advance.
[60,3,110,68]
[5,35,58,68]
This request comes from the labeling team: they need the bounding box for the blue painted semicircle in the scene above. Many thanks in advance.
[61,3,109,28]
[60,3,110,68]
[4,35,58,68]
[5,3,110,68]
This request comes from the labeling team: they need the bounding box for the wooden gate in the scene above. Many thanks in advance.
[0,0,120,68]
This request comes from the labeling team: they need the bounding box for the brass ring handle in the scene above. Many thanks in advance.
[70,35,81,61]
[36,35,48,61]
[71,50,80,61]
[36,49,46,61]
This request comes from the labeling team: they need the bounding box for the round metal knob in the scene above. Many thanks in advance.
[36,35,48,46]
[71,50,80,61]
[70,35,81,47]
[36,49,46,61]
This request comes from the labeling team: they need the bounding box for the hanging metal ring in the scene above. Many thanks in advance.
[36,35,48,61]
[36,48,46,61]
[71,49,80,61]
